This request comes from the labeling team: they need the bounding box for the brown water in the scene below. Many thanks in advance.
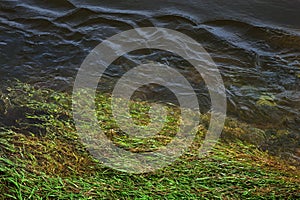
[0,0,299,154]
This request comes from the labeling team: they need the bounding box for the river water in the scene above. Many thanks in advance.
[0,0,299,154]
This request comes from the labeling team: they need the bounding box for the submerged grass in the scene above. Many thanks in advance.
[0,82,299,199]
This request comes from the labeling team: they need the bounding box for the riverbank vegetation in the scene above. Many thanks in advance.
[0,82,299,199]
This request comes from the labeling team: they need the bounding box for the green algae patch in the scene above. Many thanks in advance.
[256,94,277,107]
[0,82,299,199]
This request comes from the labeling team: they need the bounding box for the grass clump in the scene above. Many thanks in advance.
[0,82,299,199]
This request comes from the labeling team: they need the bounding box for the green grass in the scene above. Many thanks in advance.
[0,82,299,199]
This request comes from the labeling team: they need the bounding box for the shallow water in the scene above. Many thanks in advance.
[0,1,299,141]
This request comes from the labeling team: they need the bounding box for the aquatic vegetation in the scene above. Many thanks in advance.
[0,82,299,199]
[256,93,277,107]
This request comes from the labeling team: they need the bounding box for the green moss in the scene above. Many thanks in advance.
[0,82,299,199]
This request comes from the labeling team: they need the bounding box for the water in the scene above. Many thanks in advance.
[0,0,299,154]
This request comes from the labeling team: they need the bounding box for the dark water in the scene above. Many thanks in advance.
[1,1,300,153]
